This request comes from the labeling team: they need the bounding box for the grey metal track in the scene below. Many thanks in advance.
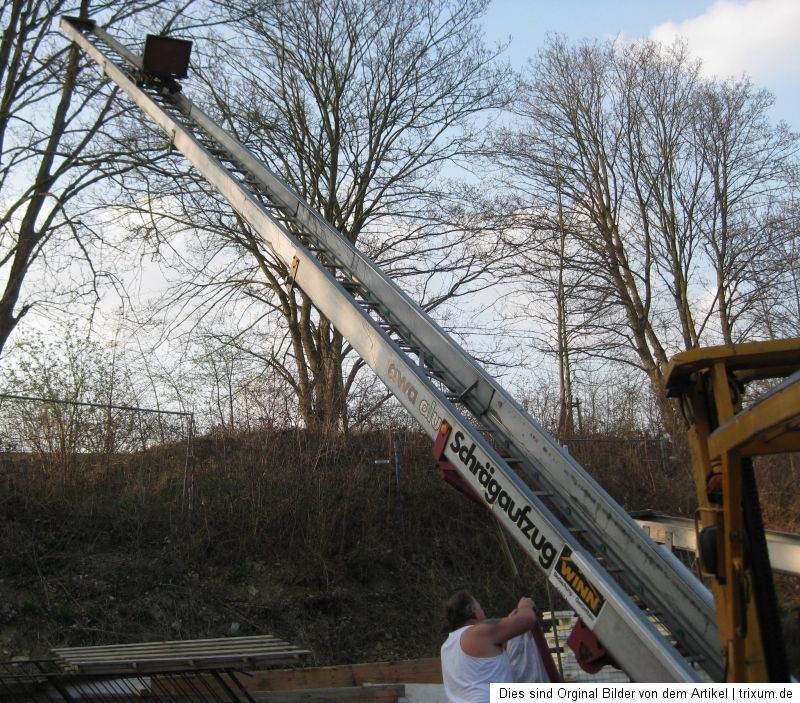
[60,17,722,682]
[635,511,800,576]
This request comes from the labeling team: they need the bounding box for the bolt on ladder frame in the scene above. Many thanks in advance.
[665,339,800,681]
[60,16,722,682]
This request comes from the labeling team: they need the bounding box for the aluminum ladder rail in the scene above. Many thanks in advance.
[60,17,720,682]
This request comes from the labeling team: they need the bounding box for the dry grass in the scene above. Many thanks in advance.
[0,427,797,674]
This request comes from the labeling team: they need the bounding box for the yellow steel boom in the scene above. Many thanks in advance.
[665,338,800,682]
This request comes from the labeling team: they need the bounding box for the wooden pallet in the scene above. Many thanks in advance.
[244,657,442,692]
[251,684,406,702]
[52,635,310,674]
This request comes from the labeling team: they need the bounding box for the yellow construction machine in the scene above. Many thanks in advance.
[665,338,800,682]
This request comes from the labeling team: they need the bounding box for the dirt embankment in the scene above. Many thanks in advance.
[1,429,797,673]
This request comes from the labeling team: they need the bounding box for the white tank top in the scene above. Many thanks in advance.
[506,631,550,682]
[440,625,514,703]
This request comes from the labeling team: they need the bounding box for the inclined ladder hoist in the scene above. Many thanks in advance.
[60,17,725,682]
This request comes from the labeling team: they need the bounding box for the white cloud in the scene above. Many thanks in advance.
[649,0,800,81]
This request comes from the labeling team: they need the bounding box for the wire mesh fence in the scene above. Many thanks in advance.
[0,393,192,455]
[0,393,194,511]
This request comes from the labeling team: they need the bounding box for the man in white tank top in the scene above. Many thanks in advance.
[440,590,539,703]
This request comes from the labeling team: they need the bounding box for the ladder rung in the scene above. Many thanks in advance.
[446,380,481,405]
[445,391,474,403]
[598,561,623,573]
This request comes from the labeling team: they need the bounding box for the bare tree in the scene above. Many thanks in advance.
[498,184,600,436]
[493,35,798,425]
[0,325,137,474]
[614,40,707,349]
[750,194,800,338]
[0,0,223,359]
[693,77,799,343]
[129,0,512,432]
[495,38,669,392]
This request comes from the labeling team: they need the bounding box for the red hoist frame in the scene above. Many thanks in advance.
[431,419,611,682]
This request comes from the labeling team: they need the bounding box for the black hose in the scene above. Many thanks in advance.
[741,457,790,681]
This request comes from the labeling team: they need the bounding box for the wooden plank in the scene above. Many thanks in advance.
[61,655,308,675]
[245,658,443,691]
[252,684,405,703]
[53,635,298,657]
[52,635,309,674]
[54,643,306,661]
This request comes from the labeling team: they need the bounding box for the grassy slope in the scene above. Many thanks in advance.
[0,429,797,673]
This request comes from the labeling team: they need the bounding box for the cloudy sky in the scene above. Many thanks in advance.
[483,0,799,126]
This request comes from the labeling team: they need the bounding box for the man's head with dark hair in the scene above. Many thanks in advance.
[444,590,483,631]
